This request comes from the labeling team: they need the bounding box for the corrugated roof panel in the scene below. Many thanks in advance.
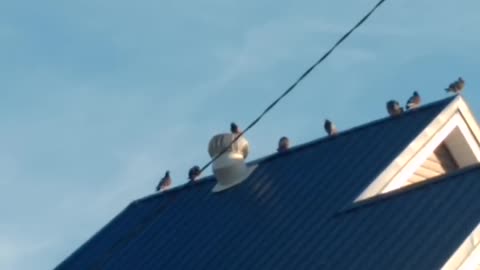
[56,97,480,270]
[56,192,176,270]
[329,166,480,269]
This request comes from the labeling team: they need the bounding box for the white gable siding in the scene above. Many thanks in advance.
[406,143,458,184]
[356,96,480,201]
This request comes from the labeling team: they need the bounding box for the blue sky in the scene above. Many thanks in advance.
[2,0,480,269]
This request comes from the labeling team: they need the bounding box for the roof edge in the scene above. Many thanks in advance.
[337,163,480,216]
[137,96,458,204]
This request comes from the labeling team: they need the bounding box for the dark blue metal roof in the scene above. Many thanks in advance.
[56,97,480,270]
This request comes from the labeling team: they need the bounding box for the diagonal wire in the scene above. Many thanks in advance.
[199,0,387,175]
[62,3,389,269]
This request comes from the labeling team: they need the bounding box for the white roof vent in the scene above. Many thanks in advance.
[208,133,257,192]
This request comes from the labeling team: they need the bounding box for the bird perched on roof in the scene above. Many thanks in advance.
[405,91,421,110]
[230,122,241,135]
[386,100,403,116]
[277,136,290,153]
[445,77,465,94]
[324,119,337,136]
[156,171,171,192]
[188,166,201,182]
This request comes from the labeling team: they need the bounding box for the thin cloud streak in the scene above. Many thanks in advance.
[2,1,480,270]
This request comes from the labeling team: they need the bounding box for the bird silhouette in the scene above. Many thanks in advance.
[324,119,337,136]
[406,91,421,110]
[188,166,201,182]
[277,136,290,152]
[445,77,465,94]
[386,100,403,116]
[230,122,240,134]
[156,171,172,192]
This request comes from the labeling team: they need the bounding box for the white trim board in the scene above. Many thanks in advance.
[442,223,480,270]
[355,96,480,201]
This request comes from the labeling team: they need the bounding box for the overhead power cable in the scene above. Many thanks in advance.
[198,0,387,174]
[92,2,389,267]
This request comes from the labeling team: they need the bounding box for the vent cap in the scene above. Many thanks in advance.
[208,133,256,192]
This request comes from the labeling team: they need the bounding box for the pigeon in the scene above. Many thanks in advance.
[277,136,290,153]
[406,91,421,110]
[324,119,337,136]
[230,122,240,134]
[188,166,201,182]
[386,100,404,116]
[156,171,172,192]
[445,77,465,94]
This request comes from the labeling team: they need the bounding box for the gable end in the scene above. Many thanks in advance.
[356,97,480,201]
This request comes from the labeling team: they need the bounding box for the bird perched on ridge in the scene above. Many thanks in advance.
[156,171,172,192]
[386,100,403,116]
[277,136,290,153]
[405,91,421,110]
[188,166,201,182]
[324,119,337,136]
[230,122,241,135]
[445,77,465,94]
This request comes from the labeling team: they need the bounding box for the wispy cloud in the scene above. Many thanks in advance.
[0,24,16,40]
[189,16,379,109]
[3,1,480,270]
[0,236,57,270]
[0,155,18,186]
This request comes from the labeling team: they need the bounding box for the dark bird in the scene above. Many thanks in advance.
[386,100,404,116]
[188,166,201,182]
[324,119,337,136]
[277,136,290,153]
[445,77,465,94]
[406,91,421,110]
[230,122,240,134]
[156,171,171,192]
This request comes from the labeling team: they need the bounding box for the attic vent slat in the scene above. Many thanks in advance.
[406,144,459,186]
[422,159,446,174]
[427,154,441,163]
[408,174,425,184]
[415,167,439,179]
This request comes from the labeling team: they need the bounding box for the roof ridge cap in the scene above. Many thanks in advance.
[135,96,458,204]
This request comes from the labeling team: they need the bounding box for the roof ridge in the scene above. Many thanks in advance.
[338,163,480,215]
[248,96,457,164]
[137,96,457,204]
